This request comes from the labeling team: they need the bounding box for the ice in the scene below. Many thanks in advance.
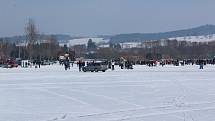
[0,65,215,121]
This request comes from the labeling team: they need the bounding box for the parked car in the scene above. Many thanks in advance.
[41,60,51,65]
[21,60,32,68]
[82,62,108,72]
[3,60,18,68]
[0,61,4,67]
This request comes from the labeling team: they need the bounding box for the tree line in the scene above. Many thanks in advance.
[74,39,215,61]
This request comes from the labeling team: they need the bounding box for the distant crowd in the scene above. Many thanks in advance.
[134,59,215,69]
[1,57,215,70]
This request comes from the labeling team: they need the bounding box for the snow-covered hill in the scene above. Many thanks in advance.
[169,34,215,42]
[110,25,215,43]
[67,38,109,47]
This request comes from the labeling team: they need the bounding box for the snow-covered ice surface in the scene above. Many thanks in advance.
[0,65,215,121]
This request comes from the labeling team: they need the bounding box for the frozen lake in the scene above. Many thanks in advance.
[0,65,215,121]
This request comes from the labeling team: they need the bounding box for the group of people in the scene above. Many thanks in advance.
[108,60,134,70]
[32,60,41,68]
[60,54,215,71]
[108,61,115,70]
[118,61,133,69]
[134,59,215,69]
[64,57,70,70]
[77,60,85,72]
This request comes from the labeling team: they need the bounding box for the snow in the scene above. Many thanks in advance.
[68,38,109,47]
[169,34,215,42]
[0,65,215,121]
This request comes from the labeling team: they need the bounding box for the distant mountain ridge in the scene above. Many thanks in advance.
[110,25,215,43]
[0,34,78,43]
[1,25,215,43]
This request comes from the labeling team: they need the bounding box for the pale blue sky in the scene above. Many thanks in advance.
[0,0,215,37]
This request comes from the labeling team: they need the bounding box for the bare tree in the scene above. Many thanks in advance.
[25,18,38,59]
[0,39,4,59]
[44,35,59,59]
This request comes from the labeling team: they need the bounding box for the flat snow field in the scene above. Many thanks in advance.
[0,65,215,121]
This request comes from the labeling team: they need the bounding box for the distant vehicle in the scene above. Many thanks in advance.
[41,60,51,65]
[59,56,65,65]
[15,58,22,66]
[21,60,31,68]
[82,62,108,72]
[2,60,18,68]
[0,60,4,67]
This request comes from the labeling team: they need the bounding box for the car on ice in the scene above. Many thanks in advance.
[2,59,18,68]
[82,62,108,72]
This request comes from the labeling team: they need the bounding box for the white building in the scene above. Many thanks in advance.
[120,42,142,49]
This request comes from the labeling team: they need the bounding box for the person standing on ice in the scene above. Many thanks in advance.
[71,61,74,67]
[78,60,82,72]
[111,60,115,70]
[36,59,41,68]
[199,59,204,69]
[64,53,70,70]
[64,58,70,70]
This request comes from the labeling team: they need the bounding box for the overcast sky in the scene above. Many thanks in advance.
[0,0,215,37]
